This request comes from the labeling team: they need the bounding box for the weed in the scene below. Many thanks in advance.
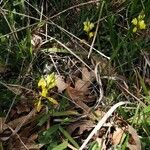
[0,0,149,149]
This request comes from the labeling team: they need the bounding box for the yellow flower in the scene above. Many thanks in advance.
[47,97,58,105]
[36,98,43,112]
[38,73,56,92]
[131,18,138,25]
[89,32,94,38]
[138,14,145,20]
[38,77,46,89]
[45,73,56,90]
[41,88,48,97]
[83,21,94,34]
[133,27,137,33]
[138,20,146,29]
[131,12,146,33]
[36,73,58,112]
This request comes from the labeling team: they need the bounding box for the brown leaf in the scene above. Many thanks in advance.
[0,64,10,74]
[66,86,91,112]
[8,136,43,150]
[75,79,90,92]
[113,118,141,150]
[82,67,93,81]
[2,109,36,133]
[112,127,125,145]
[0,117,5,131]
[31,34,42,50]
[127,125,141,150]
[28,133,38,142]
[56,75,68,92]
[15,98,31,115]
[75,67,95,92]
[67,120,94,135]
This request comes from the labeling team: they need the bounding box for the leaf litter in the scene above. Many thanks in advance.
[0,44,142,150]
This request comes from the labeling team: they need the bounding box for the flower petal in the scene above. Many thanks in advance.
[47,97,58,105]
[83,21,94,33]
[89,32,94,38]
[38,77,46,89]
[133,27,137,33]
[41,88,48,97]
[131,18,138,25]
[138,14,145,20]
[46,73,56,89]
[138,20,146,29]
[89,23,94,30]
[36,99,43,112]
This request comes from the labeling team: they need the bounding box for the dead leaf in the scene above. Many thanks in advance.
[127,125,141,150]
[26,143,44,149]
[67,120,94,135]
[112,118,141,150]
[7,136,43,150]
[1,109,36,135]
[31,34,42,50]
[66,86,91,113]
[0,117,5,131]
[75,79,90,92]
[15,98,31,115]
[82,67,93,81]
[94,109,105,119]
[0,64,10,74]
[112,127,125,146]
[75,67,95,92]
[28,133,38,142]
[56,75,68,92]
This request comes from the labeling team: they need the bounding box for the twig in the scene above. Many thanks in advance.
[7,125,29,150]
[23,1,110,60]
[68,143,78,150]
[88,1,105,58]
[39,33,94,72]
[79,101,130,150]
[94,62,104,108]
[116,81,146,107]
[50,0,101,19]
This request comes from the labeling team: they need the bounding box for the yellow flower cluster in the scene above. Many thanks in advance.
[131,13,146,33]
[38,73,56,97]
[36,73,58,112]
[83,21,95,38]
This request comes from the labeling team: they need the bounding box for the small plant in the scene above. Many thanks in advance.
[35,73,58,112]
[131,12,146,33]
[83,20,95,38]
[0,1,150,149]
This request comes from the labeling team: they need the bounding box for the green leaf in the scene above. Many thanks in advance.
[38,113,50,126]
[38,124,60,144]
[144,96,150,103]
[42,47,69,53]
[143,105,150,113]
[89,141,101,150]
[59,126,79,149]
[49,110,79,116]
[51,140,68,150]
[46,97,58,105]
[137,72,149,96]
[45,124,60,136]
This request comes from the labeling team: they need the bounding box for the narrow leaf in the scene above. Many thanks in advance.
[51,140,68,150]
[59,126,79,149]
